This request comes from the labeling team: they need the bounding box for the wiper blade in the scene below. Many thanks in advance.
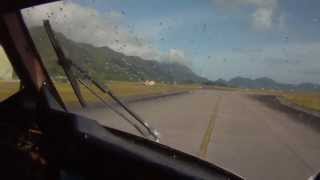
[78,79,159,141]
[43,20,87,108]
[43,20,160,142]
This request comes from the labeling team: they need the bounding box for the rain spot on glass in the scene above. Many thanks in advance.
[172,154,177,159]
[202,24,207,32]
[312,18,319,23]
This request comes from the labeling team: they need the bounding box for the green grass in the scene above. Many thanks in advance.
[2,80,319,112]
[209,85,320,112]
[234,87,320,112]
[235,87,320,112]
[281,92,320,112]
[0,81,20,101]
[0,80,199,106]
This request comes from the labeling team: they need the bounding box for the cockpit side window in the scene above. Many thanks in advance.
[0,45,20,102]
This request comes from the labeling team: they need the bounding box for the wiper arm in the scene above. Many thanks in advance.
[73,58,160,141]
[43,20,160,142]
[78,79,149,137]
[43,21,87,108]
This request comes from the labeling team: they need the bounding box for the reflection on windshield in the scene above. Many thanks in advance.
[21,1,320,179]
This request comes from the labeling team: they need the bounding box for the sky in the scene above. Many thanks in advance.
[22,0,320,84]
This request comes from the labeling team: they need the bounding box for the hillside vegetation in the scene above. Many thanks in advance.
[29,26,207,84]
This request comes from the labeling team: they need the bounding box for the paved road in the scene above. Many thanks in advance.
[75,90,320,180]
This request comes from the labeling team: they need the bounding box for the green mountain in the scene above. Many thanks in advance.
[226,77,320,91]
[29,26,207,84]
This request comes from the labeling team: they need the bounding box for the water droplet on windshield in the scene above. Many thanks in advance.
[202,24,207,32]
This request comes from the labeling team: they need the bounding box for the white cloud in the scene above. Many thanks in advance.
[22,1,161,60]
[133,17,178,40]
[211,0,277,10]
[160,49,192,66]
[241,0,277,8]
[22,1,193,66]
[211,0,283,31]
[252,8,273,30]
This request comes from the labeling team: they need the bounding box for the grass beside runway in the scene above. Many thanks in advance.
[281,92,320,112]
[0,80,199,106]
[206,85,320,112]
[2,80,319,112]
[0,81,20,101]
[242,89,320,112]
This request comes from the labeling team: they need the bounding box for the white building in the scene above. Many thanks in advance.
[144,80,156,86]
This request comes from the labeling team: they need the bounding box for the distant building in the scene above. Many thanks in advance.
[144,80,156,86]
[54,76,68,83]
[0,46,13,80]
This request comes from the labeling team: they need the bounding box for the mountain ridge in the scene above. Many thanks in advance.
[211,76,320,91]
[29,26,208,84]
[28,26,318,91]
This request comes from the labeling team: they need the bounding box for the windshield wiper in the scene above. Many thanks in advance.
[43,20,160,142]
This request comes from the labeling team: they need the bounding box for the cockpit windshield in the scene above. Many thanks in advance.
[20,1,320,179]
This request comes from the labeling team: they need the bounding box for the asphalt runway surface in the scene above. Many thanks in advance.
[75,89,320,180]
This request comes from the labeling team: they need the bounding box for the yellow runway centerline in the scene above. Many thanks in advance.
[199,95,222,158]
